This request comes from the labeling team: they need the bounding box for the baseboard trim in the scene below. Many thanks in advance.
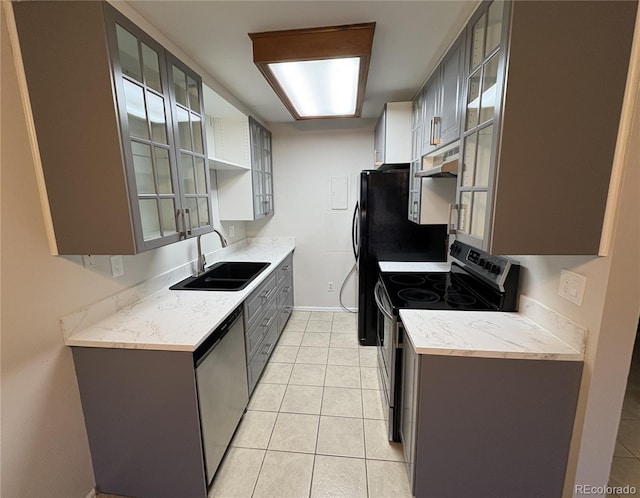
[85,488,97,498]
[293,306,357,313]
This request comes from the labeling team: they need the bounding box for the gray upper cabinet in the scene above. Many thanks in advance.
[249,117,274,219]
[13,1,212,254]
[453,0,636,254]
[420,32,466,157]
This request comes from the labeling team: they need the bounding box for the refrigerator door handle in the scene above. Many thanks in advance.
[352,201,360,261]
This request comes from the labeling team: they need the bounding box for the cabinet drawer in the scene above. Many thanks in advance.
[246,294,277,361]
[276,254,293,287]
[277,282,293,331]
[247,311,280,394]
[245,272,277,330]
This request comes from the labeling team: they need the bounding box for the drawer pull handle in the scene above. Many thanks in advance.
[261,315,274,328]
[281,265,290,271]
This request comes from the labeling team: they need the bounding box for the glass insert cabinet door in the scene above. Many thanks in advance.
[108,8,212,250]
[168,57,212,236]
[456,0,506,247]
[111,16,183,249]
[249,117,274,219]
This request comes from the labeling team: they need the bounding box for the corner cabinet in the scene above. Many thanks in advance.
[453,0,636,255]
[215,117,274,221]
[13,1,213,254]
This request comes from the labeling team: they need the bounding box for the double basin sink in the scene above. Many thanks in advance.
[170,261,271,291]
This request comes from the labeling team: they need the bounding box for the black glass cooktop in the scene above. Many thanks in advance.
[380,271,497,312]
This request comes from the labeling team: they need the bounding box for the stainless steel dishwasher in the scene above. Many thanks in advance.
[194,304,248,484]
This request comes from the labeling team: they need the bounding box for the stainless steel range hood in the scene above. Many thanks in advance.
[415,141,459,178]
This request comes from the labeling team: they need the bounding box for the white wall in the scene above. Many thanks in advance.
[246,122,375,309]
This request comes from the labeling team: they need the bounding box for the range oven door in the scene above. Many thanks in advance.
[374,278,401,442]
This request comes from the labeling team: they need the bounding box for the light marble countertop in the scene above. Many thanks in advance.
[400,309,583,361]
[378,261,451,272]
[64,241,295,352]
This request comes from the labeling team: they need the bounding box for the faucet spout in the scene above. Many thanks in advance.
[195,229,228,276]
[213,229,228,248]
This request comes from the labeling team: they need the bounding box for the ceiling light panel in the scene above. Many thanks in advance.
[249,23,375,120]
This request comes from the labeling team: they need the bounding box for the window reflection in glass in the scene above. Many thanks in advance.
[146,91,167,144]
[191,113,203,154]
[177,107,191,151]
[116,25,141,82]
[141,43,161,92]
[123,80,149,140]
[486,1,504,56]
[132,142,154,194]
[480,54,499,124]
[155,147,172,194]
[173,66,187,107]
[181,153,196,194]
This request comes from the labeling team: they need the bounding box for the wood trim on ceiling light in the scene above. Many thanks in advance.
[248,23,376,120]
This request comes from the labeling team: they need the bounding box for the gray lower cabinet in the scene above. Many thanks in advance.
[246,254,294,393]
[13,1,213,254]
[72,346,220,498]
[400,343,583,498]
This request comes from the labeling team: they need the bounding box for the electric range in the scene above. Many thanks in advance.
[375,240,520,441]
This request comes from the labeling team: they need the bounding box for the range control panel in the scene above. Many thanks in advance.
[450,240,516,286]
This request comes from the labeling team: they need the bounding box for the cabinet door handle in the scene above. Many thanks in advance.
[281,265,290,271]
[447,203,458,235]
[185,208,193,236]
[431,117,441,145]
[429,118,435,146]
[177,209,187,238]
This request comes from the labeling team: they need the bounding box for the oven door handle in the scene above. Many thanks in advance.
[374,281,395,322]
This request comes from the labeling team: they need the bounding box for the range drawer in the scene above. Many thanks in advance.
[245,272,277,331]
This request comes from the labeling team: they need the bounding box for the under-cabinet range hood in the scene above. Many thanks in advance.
[415,142,459,178]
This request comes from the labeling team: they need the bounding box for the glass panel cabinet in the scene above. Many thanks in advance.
[455,0,506,249]
[249,117,274,220]
[13,1,213,254]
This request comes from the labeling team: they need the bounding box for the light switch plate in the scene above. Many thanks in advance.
[110,255,124,278]
[558,269,586,305]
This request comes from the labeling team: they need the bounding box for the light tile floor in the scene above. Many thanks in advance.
[608,330,640,497]
[208,310,413,498]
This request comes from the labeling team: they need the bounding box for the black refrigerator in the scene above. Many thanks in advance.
[354,169,447,346]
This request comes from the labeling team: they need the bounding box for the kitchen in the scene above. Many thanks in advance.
[1,0,639,497]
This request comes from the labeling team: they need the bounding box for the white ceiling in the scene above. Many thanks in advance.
[127,1,478,125]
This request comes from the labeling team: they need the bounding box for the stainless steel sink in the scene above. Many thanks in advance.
[169,261,270,291]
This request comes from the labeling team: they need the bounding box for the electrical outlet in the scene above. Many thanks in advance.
[228,225,235,238]
[110,255,124,278]
[328,282,334,292]
[82,255,96,269]
[558,269,587,305]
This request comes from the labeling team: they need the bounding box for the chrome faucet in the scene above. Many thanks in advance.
[195,229,229,276]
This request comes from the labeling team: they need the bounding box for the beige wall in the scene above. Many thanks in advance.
[0,9,234,497]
